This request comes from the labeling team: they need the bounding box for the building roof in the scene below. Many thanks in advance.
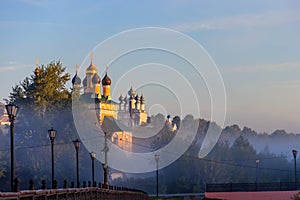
[102,116,131,133]
[99,95,118,104]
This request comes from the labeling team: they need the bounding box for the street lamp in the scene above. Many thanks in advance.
[102,132,109,189]
[90,152,96,186]
[255,159,260,183]
[73,139,81,188]
[155,154,160,197]
[6,103,18,192]
[292,149,298,188]
[48,127,56,189]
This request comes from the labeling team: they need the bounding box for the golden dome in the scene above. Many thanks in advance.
[34,67,40,76]
[86,63,97,74]
[86,51,97,74]
[34,58,40,76]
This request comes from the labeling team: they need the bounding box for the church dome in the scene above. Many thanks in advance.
[34,67,40,77]
[102,73,111,85]
[92,73,101,84]
[83,77,87,87]
[135,94,140,101]
[86,63,97,74]
[128,86,136,97]
[140,94,145,102]
[124,95,128,103]
[119,94,124,102]
[72,73,81,85]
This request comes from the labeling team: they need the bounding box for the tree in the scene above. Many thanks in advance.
[3,61,75,190]
[8,61,70,117]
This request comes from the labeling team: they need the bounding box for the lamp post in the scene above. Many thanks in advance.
[102,132,109,189]
[5,103,18,192]
[255,159,260,183]
[90,152,96,186]
[155,154,160,197]
[73,139,81,188]
[48,128,56,189]
[292,149,298,188]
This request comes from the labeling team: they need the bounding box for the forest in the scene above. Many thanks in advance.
[0,61,299,194]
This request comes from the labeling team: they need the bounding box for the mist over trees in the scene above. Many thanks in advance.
[0,61,299,194]
[1,61,95,190]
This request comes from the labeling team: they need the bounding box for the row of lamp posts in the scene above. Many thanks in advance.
[6,103,102,191]
[48,128,98,189]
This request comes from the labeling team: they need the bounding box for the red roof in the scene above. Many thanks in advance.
[205,191,300,200]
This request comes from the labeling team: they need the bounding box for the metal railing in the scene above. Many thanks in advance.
[0,187,148,200]
[206,182,297,192]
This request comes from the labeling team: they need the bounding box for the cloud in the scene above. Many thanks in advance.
[173,11,300,32]
[0,66,16,72]
[226,61,300,73]
[8,61,16,65]
[0,63,32,72]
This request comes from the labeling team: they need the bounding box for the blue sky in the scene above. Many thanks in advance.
[0,0,300,134]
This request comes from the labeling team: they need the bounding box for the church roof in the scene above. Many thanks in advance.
[99,95,118,104]
[102,116,131,133]
[79,93,99,104]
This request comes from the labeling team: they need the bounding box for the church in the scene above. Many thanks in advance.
[71,52,148,127]
[70,52,148,152]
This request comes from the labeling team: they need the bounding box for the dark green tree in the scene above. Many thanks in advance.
[3,61,78,190]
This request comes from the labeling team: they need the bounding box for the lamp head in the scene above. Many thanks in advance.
[73,139,81,150]
[293,149,298,159]
[48,127,56,141]
[90,152,96,159]
[5,103,19,120]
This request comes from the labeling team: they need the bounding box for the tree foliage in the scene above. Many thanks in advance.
[8,61,70,116]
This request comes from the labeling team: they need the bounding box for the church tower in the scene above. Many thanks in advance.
[71,64,82,99]
[83,51,101,94]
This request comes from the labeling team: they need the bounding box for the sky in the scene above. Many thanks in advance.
[0,0,300,134]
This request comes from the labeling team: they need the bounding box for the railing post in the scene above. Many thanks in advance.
[13,178,19,192]
[53,179,58,189]
[42,180,46,190]
[29,179,34,190]
[63,180,68,189]
[71,181,75,188]
[83,181,86,188]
